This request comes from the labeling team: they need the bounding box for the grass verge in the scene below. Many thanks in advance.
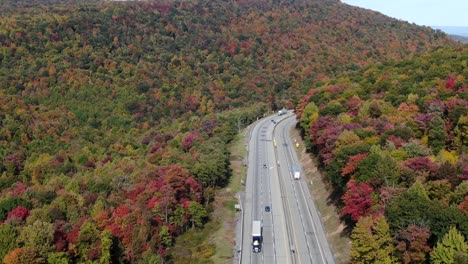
[209,131,248,263]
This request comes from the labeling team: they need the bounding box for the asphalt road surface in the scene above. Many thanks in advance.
[235,112,335,264]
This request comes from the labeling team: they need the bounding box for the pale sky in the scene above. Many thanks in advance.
[341,0,468,27]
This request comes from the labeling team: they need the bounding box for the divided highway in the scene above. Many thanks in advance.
[236,113,335,264]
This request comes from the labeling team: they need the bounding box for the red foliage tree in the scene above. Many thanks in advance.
[113,205,132,219]
[395,225,431,264]
[10,182,28,197]
[379,186,405,210]
[346,96,363,116]
[295,93,313,120]
[3,151,25,175]
[182,131,198,152]
[342,180,374,221]
[313,122,342,164]
[458,196,468,214]
[54,221,69,252]
[461,167,468,181]
[309,116,335,144]
[445,75,456,90]
[403,157,439,178]
[342,153,368,176]
[7,206,29,221]
[66,217,88,247]
[413,113,434,132]
[387,135,405,148]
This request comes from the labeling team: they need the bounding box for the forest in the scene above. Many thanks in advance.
[0,0,463,263]
[296,46,467,263]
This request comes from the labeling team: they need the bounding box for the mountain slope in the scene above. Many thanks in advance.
[0,0,459,262]
[296,46,467,263]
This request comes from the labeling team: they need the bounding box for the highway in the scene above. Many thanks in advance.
[236,112,335,264]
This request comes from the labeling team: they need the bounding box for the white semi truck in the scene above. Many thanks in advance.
[252,220,262,253]
[278,108,287,116]
[292,164,300,180]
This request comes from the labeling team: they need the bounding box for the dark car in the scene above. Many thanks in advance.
[263,164,267,169]
[265,206,271,212]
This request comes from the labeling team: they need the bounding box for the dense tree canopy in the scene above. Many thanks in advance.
[0,0,460,262]
[297,46,467,263]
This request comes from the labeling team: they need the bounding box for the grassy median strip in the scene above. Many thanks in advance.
[210,131,248,263]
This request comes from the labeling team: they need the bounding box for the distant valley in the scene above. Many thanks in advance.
[432,26,468,37]
[432,26,468,43]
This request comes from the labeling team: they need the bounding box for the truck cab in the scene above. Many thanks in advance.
[292,164,300,180]
[252,221,262,253]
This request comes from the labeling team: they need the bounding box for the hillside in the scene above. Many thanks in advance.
[296,46,467,263]
[0,0,458,262]
[450,35,468,44]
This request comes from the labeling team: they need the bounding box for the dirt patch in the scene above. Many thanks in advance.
[291,128,351,264]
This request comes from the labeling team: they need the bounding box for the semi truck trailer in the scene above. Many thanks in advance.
[252,220,262,253]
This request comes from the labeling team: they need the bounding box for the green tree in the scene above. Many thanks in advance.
[77,220,100,261]
[351,215,396,263]
[17,221,55,257]
[139,250,160,264]
[300,102,319,150]
[169,204,188,233]
[100,229,113,264]
[355,151,399,187]
[300,102,319,131]
[0,224,17,261]
[428,116,447,154]
[454,115,468,153]
[430,226,468,264]
[47,252,69,264]
[386,182,432,232]
[403,140,432,158]
[188,202,207,228]
[159,225,172,247]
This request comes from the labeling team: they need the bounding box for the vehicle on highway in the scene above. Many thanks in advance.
[292,164,300,180]
[263,164,267,169]
[252,221,263,253]
[278,108,287,116]
[265,206,271,212]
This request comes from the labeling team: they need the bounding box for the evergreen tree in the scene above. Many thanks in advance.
[0,224,17,261]
[351,215,396,263]
[430,226,468,264]
[428,116,447,154]
[17,221,55,258]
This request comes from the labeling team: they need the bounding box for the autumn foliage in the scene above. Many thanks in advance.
[0,0,462,262]
[342,180,374,221]
[297,46,468,262]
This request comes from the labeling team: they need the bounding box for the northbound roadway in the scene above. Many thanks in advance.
[236,112,335,264]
